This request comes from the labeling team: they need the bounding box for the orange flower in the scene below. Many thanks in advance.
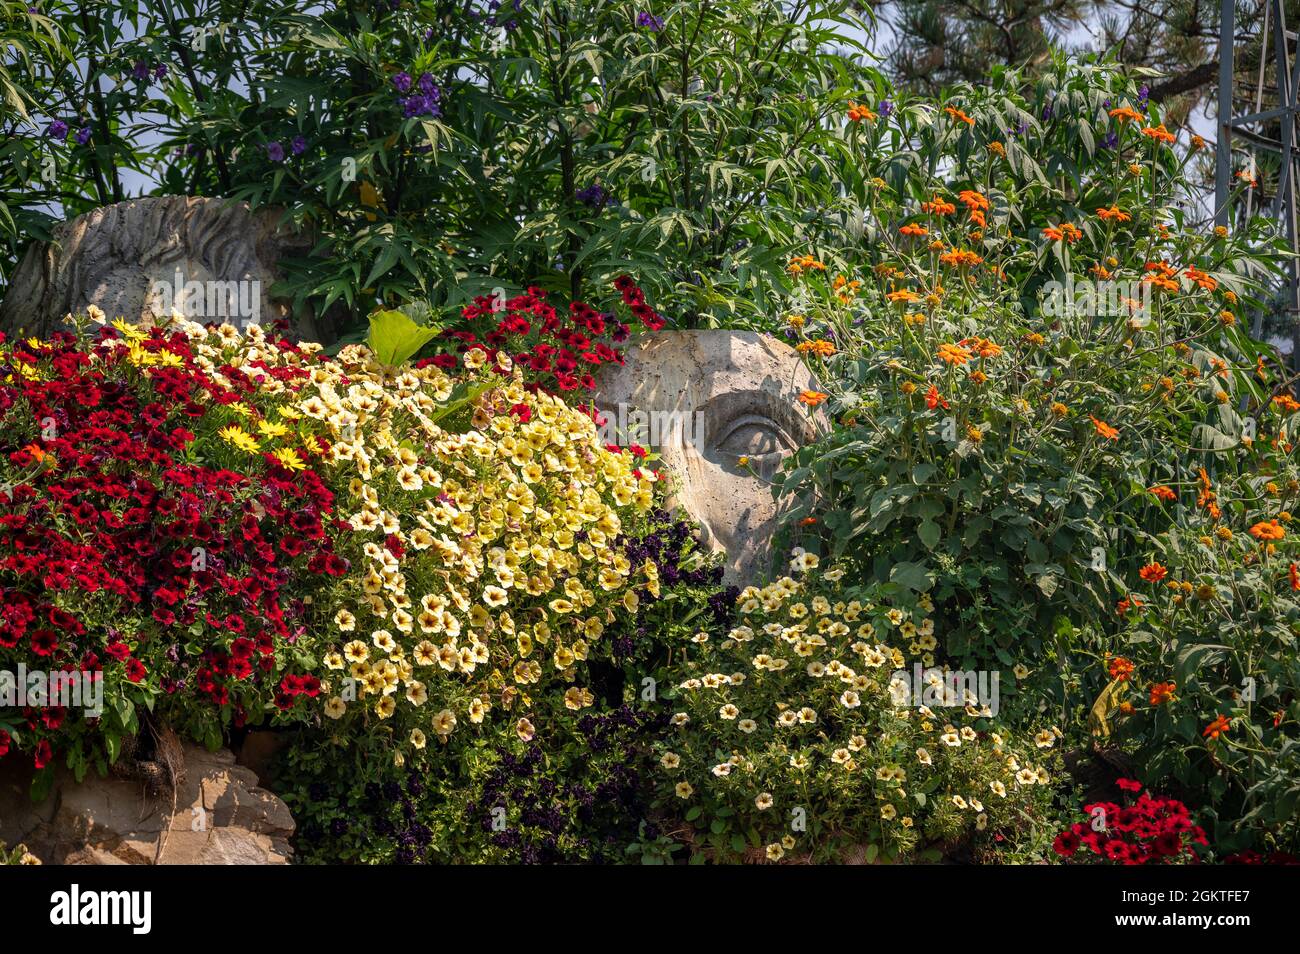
[1139,562,1167,583]
[921,195,957,216]
[796,340,835,357]
[886,289,922,304]
[944,105,974,126]
[798,390,828,408]
[1149,681,1177,705]
[1203,714,1232,740]
[1184,267,1218,291]
[20,443,48,463]
[937,342,973,366]
[1249,520,1286,541]
[987,141,1005,157]
[1109,106,1144,124]
[1108,656,1136,681]
[1096,205,1132,223]
[1272,394,1300,413]
[940,249,984,268]
[1290,562,1299,591]
[1042,223,1083,243]
[847,102,877,123]
[899,223,929,237]
[1116,595,1143,615]
[1141,124,1176,144]
[1090,416,1119,440]
[959,336,1002,359]
[1148,485,1177,502]
[925,384,949,410]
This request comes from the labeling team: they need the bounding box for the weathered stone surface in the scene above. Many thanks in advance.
[0,744,293,865]
[595,330,825,583]
[0,195,342,342]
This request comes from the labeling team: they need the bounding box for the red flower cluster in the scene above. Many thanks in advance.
[427,277,666,394]
[0,325,344,770]
[1052,780,1209,865]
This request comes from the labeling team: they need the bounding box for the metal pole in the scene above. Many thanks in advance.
[1216,0,1236,227]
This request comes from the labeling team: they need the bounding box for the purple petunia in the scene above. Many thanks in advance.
[45,119,68,140]
[267,141,285,162]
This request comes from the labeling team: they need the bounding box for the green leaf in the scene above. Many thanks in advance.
[367,309,440,368]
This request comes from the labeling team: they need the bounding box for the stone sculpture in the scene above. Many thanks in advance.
[0,195,340,342]
[595,329,824,583]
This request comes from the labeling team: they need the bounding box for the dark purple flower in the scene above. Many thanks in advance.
[45,119,68,140]
[392,71,412,93]
[74,125,92,145]
[291,135,308,155]
[153,64,167,80]
[1101,130,1119,150]
[417,72,438,96]
[266,141,285,162]
[575,184,612,209]
[132,60,149,82]
[636,12,664,31]
[879,100,893,117]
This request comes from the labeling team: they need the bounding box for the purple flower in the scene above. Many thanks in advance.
[45,119,68,140]
[1137,84,1150,113]
[132,60,149,82]
[291,135,308,155]
[575,184,612,209]
[417,72,437,96]
[74,125,92,145]
[879,100,893,117]
[154,64,167,80]
[392,71,412,93]
[266,141,285,162]
[1101,130,1119,150]
[636,12,664,31]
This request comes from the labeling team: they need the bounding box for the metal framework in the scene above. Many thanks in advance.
[1216,0,1300,343]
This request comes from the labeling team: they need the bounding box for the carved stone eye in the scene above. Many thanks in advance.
[712,414,795,458]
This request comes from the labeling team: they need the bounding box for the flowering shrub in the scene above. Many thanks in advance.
[0,316,342,790]
[430,276,666,395]
[771,61,1299,855]
[651,553,1057,863]
[282,508,731,864]
[1051,779,1208,865]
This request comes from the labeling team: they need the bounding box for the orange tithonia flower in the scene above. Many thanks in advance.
[797,390,828,408]
[847,102,877,123]
[921,195,957,216]
[937,342,973,366]
[1090,416,1120,440]
[886,289,922,304]
[959,336,1002,359]
[1139,562,1168,583]
[1149,681,1177,705]
[1203,714,1232,740]
[944,105,974,126]
[1096,205,1132,223]
[899,223,928,237]
[925,384,949,410]
[940,249,984,268]
[1272,394,1300,413]
[1141,124,1176,144]
[1109,106,1144,123]
[1249,520,1286,541]
[1148,485,1177,502]
[796,340,835,357]
[1042,223,1083,243]
[1108,656,1136,681]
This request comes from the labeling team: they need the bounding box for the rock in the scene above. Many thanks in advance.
[0,743,294,865]
[595,330,825,583]
[0,195,344,342]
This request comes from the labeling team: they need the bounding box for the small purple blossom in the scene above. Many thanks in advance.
[75,125,92,145]
[45,119,68,140]
[154,64,167,80]
[266,141,285,162]
[636,12,664,31]
[575,184,613,209]
[879,100,893,117]
[392,71,412,93]
[1101,130,1119,150]
[291,135,308,155]
[131,60,149,82]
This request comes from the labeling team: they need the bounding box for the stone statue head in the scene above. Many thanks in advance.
[595,330,824,583]
[0,196,340,342]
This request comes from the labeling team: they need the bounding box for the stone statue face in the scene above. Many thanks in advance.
[0,196,335,343]
[595,330,823,583]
